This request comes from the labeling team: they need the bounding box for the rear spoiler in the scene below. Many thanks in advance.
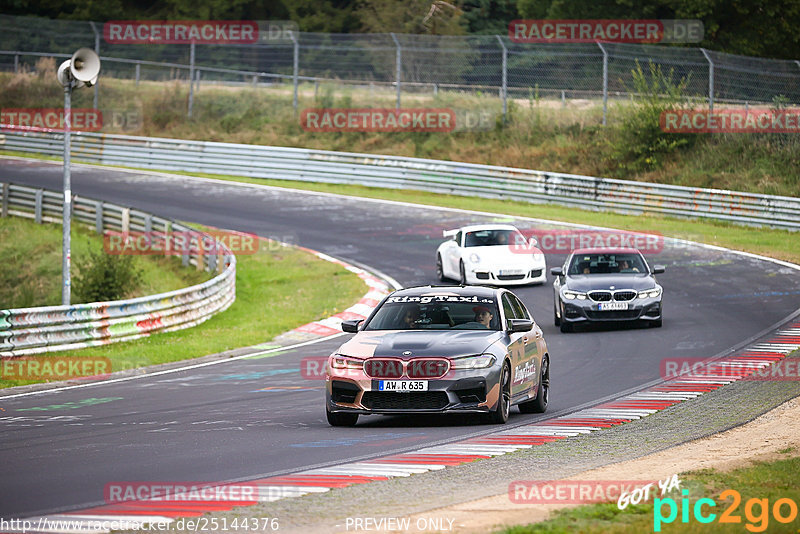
[443,229,459,238]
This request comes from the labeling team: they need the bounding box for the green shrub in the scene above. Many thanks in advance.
[610,61,697,173]
[73,246,143,303]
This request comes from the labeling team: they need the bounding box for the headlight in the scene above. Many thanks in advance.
[563,289,587,300]
[469,253,481,264]
[329,354,363,370]
[637,287,662,299]
[450,353,496,369]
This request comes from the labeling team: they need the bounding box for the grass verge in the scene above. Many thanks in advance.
[501,451,800,533]
[0,216,210,308]
[0,219,366,389]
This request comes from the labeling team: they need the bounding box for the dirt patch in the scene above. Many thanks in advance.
[394,396,800,533]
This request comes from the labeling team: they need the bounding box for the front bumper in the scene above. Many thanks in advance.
[326,366,502,415]
[560,296,662,323]
[466,264,546,286]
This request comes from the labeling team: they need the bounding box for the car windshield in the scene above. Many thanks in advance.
[464,229,524,247]
[364,296,501,331]
[568,253,646,275]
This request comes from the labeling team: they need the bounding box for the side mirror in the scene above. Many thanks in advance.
[652,265,665,274]
[341,319,363,333]
[508,318,533,333]
[550,267,563,276]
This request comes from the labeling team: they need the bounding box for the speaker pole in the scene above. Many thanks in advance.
[62,80,72,305]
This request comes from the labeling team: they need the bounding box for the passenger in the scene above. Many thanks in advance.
[473,305,493,328]
[402,305,420,329]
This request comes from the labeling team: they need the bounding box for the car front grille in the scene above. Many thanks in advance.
[363,358,403,378]
[588,291,612,302]
[614,291,637,301]
[497,274,526,281]
[586,310,640,320]
[361,392,450,410]
[588,290,637,302]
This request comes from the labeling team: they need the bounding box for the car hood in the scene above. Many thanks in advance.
[565,273,656,292]
[338,329,504,359]
[468,245,544,263]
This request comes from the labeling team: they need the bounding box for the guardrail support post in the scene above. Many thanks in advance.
[95,201,103,233]
[390,33,401,110]
[34,189,43,223]
[1,183,8,217]
[144,213,152,233]
[188,42,195,118]
[121,207,130,233]
[496,35,508,123]
[597,42,608,126]
[290,31,299,113]
[14,53,19,73]
[135,61,140,86]
[701,48,714,111]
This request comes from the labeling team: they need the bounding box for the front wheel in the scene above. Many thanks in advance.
[436,254,446,282]
[326,407,358,427]
[487,363,511,424]
[519,356,549,414]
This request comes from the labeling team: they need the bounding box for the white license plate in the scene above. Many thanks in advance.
[378,380,428,392]
[499,269,524,276]
[598,302,629,311]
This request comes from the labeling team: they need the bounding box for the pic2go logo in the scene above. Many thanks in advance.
[654,489,798,532]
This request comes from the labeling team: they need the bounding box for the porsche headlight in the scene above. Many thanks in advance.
[330,354,363,369]
[469,253,481,264]
[563,289,587,300]
[450,353,496,369]
[637,287,662,299]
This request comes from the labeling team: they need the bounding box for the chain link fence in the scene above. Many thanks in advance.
[0,14,798,123]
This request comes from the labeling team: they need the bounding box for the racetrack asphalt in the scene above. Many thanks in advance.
[1,157,799,519]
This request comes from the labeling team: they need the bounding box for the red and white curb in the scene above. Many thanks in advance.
[13,324,799,532]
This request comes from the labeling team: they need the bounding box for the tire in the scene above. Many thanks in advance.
[519,356,549,414]
[326,407,358,427]
[459,260,467,285]
[436,254,446,282]
[560,319,572,333]
[487,363,511,424]
[553,300,561,327]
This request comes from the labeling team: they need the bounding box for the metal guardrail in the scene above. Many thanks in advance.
[0,181,236,357]
[2,130,799,230]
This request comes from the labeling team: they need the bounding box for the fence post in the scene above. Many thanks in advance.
[390,33,401,109]
[795,60,800,71]
[597,42,608,126]
[1,183,8,217]
[188,42,195,118]
[496,35,507,123]
[135,61,141,86]
[700,48,714,111]
[14,54,19,73]
[89,21,100,110]
[290,30,299,113]
[195,69,201,92]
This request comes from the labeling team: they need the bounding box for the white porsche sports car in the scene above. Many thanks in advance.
[435,224,546,286]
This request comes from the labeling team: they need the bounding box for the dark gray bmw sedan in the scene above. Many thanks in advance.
[551,248,665,333]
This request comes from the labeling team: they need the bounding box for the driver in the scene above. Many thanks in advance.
[473,305,493,328]
[401,304,421,329]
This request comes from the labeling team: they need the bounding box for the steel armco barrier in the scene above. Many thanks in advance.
[0,181,236,357]
[2,130,799,230]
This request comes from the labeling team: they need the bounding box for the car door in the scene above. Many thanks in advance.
[445,231,463,276]
[508,292,541,398]
[500,293,528,399]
